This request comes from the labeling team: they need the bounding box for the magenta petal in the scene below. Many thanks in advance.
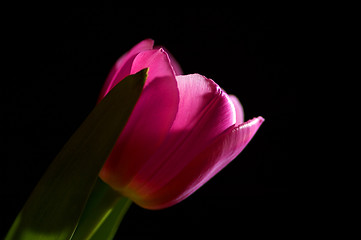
[99,49,179,192]
[136,117,264,209]
[98,39,154,100]
[170,74,236,138]
[154,46,183,75]
[229,95,244,124]
[130,48,178,88]
[129,74,237,199]
[177,117,265,204]
[187,116,265,190]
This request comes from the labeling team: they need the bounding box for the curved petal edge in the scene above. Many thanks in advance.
[134,116,264,209]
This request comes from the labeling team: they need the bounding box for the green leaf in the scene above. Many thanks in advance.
[70,178,132,240]
[5,69,148,240]
[88,197,131,240]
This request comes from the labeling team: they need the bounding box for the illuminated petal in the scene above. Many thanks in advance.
[98,39,154,100]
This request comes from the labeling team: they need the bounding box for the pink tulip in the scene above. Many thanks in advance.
[98,39,264,210]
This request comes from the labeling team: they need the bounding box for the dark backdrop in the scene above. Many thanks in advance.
[1,7,296,237]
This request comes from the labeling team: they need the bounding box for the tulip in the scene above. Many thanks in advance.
[98,39,264,210]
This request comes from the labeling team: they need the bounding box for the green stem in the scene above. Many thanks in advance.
[71,178,131,240]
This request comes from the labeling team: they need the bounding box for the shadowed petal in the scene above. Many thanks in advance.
[135,117,264,209]
[99,49,179,192]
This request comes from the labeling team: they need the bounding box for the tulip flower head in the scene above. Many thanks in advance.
[99,39,264,210]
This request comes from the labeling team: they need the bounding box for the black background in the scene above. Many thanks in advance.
[1,7,296,237]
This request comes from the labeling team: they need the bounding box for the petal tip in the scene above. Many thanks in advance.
[143,38,155,46]
[257,116,265,123]
[234,116,264,135]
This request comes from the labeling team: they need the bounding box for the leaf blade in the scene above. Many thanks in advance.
[5,69,148,240]
[88,197,132,240]
[70,178,132,240]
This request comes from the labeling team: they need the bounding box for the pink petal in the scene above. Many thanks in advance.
[98,39,154,100]
[183,116,265,194]
[229,95,244,124]
[136,117,264,209]
[130,48,178,88]
[128,74,237,199]
[154,46,183,75]
[99,49,179,192]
